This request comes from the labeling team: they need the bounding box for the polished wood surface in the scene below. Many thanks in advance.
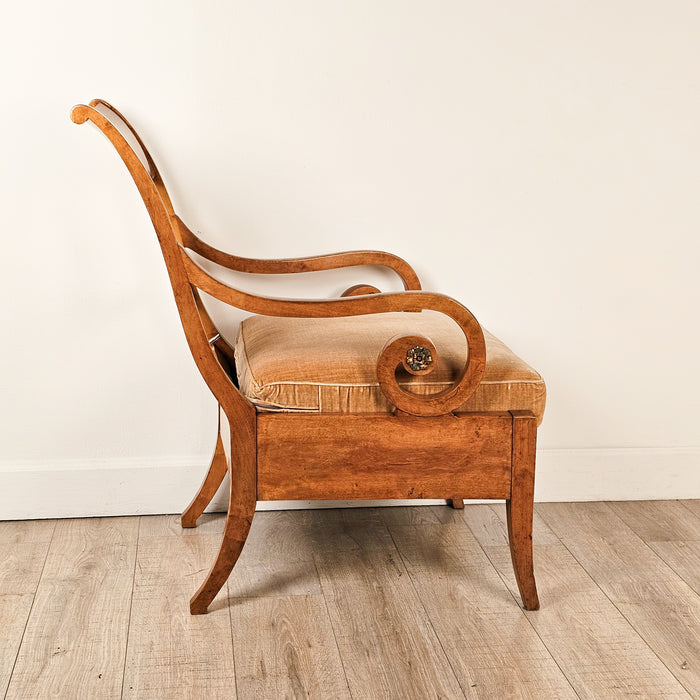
[180,413,227,529]
[507,410,540,610]
[71,98,538,614]
[179,249,486,417]
[3,503,698,699]
[257,412,512,500]
[175,216,422,291]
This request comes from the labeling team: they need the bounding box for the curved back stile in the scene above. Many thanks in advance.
[70,102,253,424]
[87,98,177,219]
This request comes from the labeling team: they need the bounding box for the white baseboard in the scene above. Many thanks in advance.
[0,447,698,520]
[535,447,699,502]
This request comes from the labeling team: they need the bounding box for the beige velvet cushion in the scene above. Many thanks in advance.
[234,312,546,424]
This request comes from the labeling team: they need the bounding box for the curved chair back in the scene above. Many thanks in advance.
[71,100,251,420]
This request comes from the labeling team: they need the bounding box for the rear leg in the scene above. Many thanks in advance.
[181,413,227,528]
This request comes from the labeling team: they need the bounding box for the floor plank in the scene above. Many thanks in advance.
[5,517,138,700]
[122,516,236,699]
[389,519,577,699]
[0,520,56,698]
[224,509,348,698]
[647,541,700,595]
[607,500,700,542]
[4,502,700,698]
[608,500,700,596]
[229,594,350,699]
[227,510,321,599]
[469,506,690,699]
[380,503,461,525]
[681,500,700,520]
[538,502,700,698]
[311,510,466,699]
[461,503,559,547]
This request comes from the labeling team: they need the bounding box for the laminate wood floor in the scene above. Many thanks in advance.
[1,500,698,699]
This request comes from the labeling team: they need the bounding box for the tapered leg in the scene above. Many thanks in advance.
[189,478,255,613]
[190,408,257,614]
[506,411,540,610]
[181,414,228,528]
[448,498,464,509]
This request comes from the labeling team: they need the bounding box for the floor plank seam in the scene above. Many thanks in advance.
[384,523,470,700]
[473,505,584,699]
[227,579,241,700]
[312,556,353,700]
[4,519,57,700]
[646,545,700,596]
[537,503,695,698]
[679,500,700,520]
[606,500,700,598]
[119,516,141,700]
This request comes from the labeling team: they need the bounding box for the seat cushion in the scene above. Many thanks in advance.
[234,312,546,424]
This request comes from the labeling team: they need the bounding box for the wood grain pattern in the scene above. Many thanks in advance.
[257,412,512,501]
[312,527,465,699]
[609,500,700,595]
[507,410,539,610]
[122,525,236,698]
[681,500,700,519]
[461,502,562,548]
[181,413,228,528]
[189,405,257,615]
[380,503,461,525]
[538,502,700,697]
[466,505,693,698]
[486,543,690,699]
[0,520,56,698]
[181,248,486,416]
[389,521,576,698]
[646,541,700,595]
[4,505,700,697]
[607,500,700,542]
[176,216,421,292]
[71,99,539,614]
[229,595,350,699]
[226,511,321,598]
[5,518,138,700]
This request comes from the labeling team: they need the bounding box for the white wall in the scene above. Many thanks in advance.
[1,1,698,518]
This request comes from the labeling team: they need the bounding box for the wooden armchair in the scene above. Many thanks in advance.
[71,99,545,614]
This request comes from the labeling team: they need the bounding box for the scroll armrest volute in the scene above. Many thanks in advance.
[181,248,485,417]
[175,216,422,291]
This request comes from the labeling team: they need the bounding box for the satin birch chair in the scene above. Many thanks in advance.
[71,99,546,614]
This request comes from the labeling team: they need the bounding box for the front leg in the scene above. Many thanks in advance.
[190,409,257,614]
[506,411,540,610]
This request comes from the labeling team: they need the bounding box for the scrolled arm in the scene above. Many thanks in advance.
[181,248,485,416]
[175,216,422,291]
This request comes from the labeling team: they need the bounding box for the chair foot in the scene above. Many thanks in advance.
[181,416,227,528]
[189,413,256,615]
[447,498,464,509]
[506,499,540,610]
[189,482,256,614]
[508,411,540,611]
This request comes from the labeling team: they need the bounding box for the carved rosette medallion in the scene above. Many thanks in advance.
[405,345,433,372]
